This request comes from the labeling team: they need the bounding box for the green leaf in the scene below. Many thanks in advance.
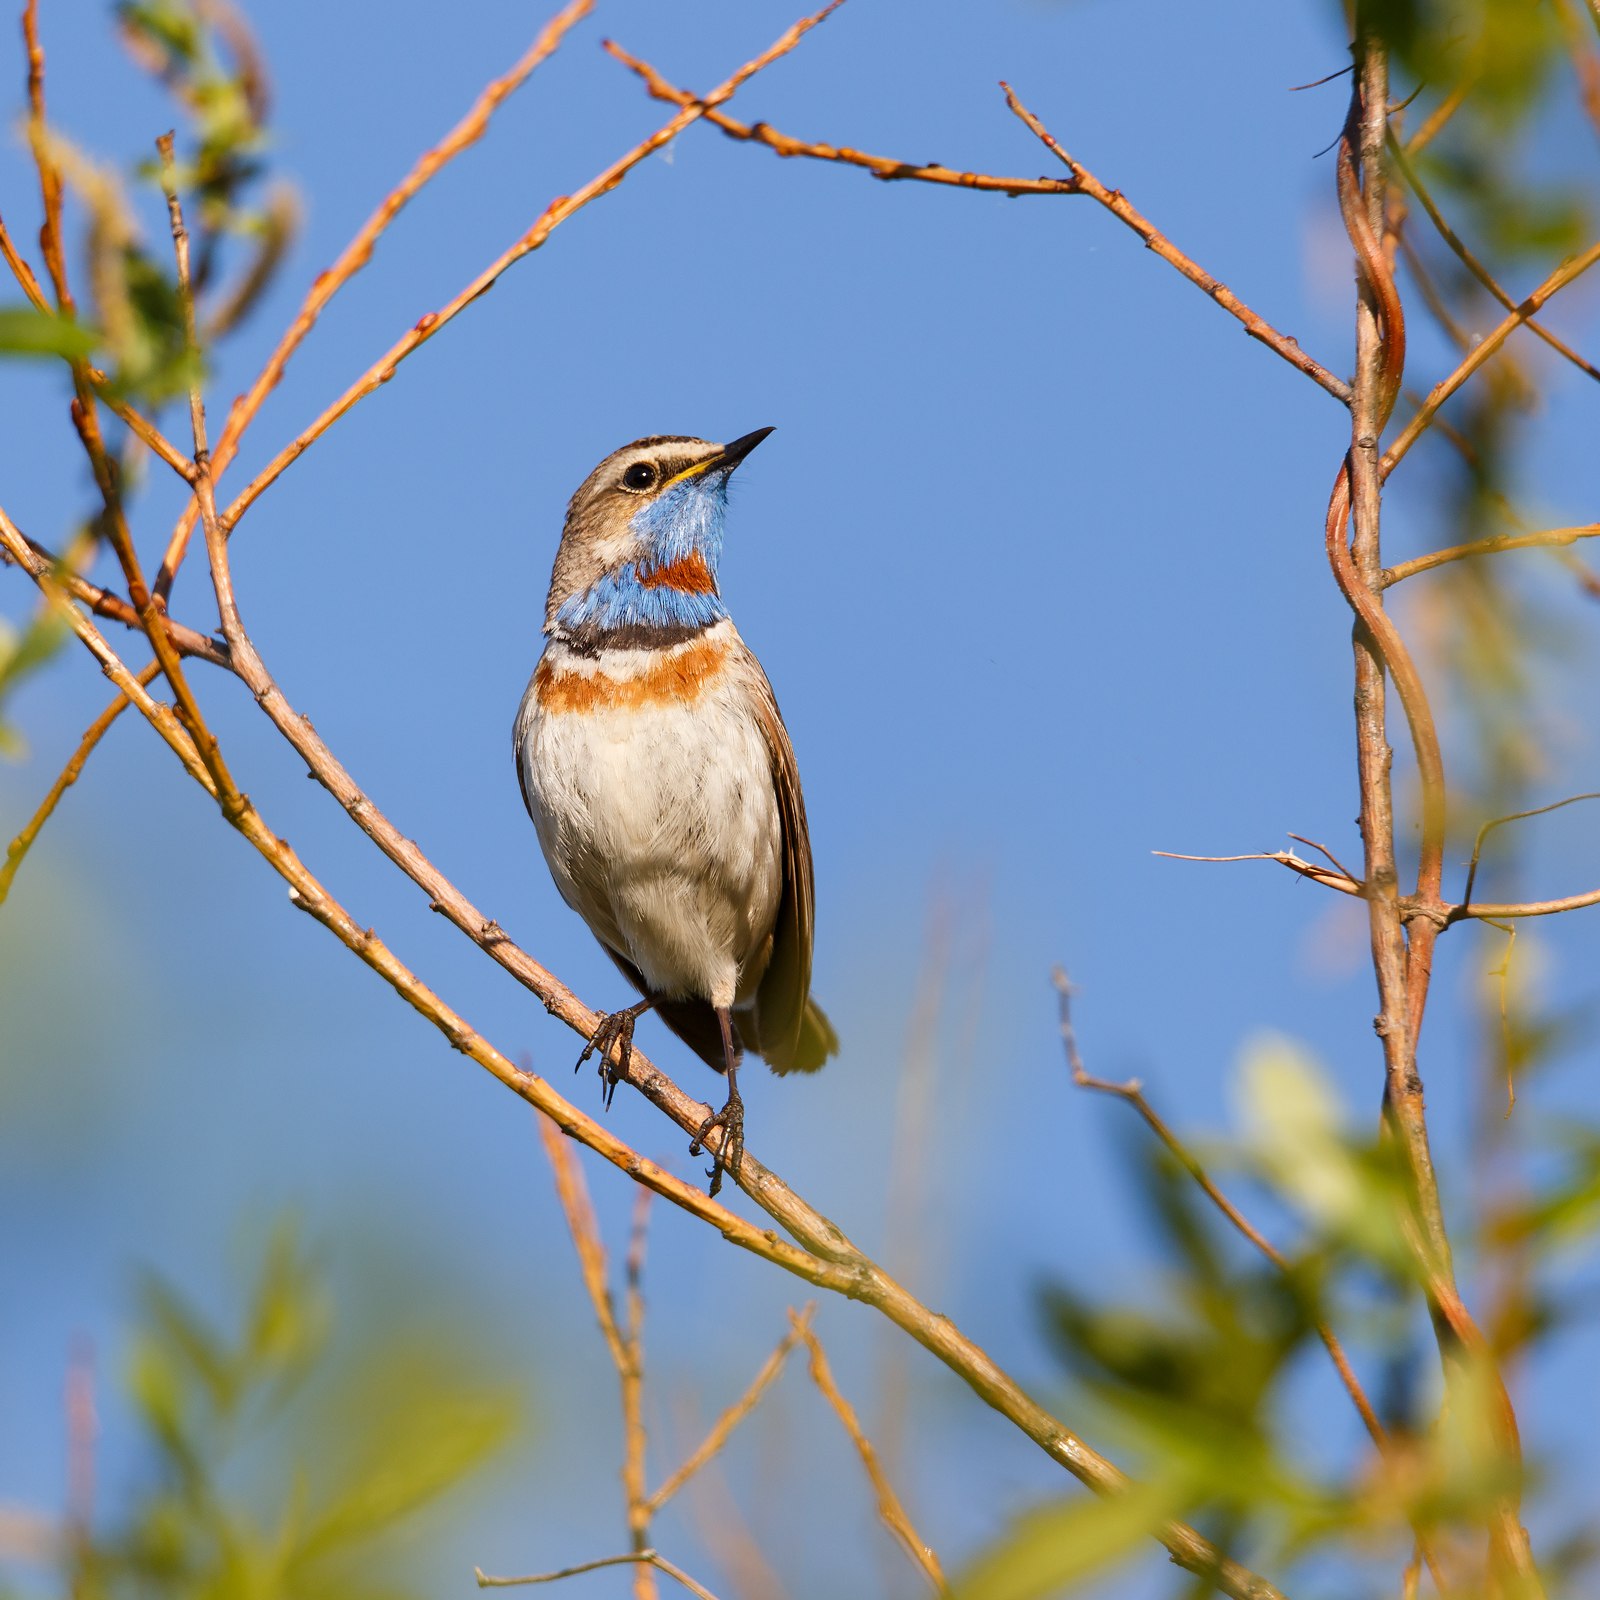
[953,1482,1182,1600]
[0,306,99,360]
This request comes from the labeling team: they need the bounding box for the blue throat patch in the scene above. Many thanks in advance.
[555,474,731,637]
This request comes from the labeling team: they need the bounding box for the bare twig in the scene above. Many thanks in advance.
[1405,78,1474,156]
[1382,526,1600,586]
[0,536,228,666]
[476,1551,720,1599]
[152,0,596,597]
[1153,846,1363,897]
[0,659,161,906]
[1339,26,1540,1590]
[1000,83,1352,403]
[1462,795,1600,911]
[534,1119,655,1597]
[1054,982,1391,1457]
[794,1316,948,1595]
[214,2,846,536]
[646,1310,813,1516]
[606,41,1079,198]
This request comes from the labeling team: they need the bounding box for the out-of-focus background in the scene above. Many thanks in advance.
[3,2,1598,1596]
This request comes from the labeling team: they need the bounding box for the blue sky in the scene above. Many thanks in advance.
[3,2,1599,1595]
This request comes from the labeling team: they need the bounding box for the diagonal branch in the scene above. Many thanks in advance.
[1051,971,1457,1597]
[645,1310,813,1516]
[605,41,1079,199]
[214,2,847,535]
[1000,83,1352,403]
[794,1316,947,1596]
[0,536,228,666]
[476,1551,721,1599]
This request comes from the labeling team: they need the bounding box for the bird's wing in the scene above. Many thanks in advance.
[733,642,835,1075]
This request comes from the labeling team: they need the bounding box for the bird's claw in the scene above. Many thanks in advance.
[690,1086,745,1198]
[575,1007,642,1109]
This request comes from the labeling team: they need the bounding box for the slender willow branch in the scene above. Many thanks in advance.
[1153,845,1363,896]
[151,0,595,598]
[644,1312,812,1516]
[0,538,228,666]
[536,1120,655,1596]
[1050,971,1458,1598]
[1383,238,1600,475]
[1342,25,1541,1591]
[999,84,1352,403]
[476,1551,720,1599]
[1405,78,1474,156]
[794,1315,948,1596]
[0,659,161,906]
[1382,525,1600,586]
[214,2,845,536]
[1444,887,1600,921]
[606,40,1080,198]
[1388,135,1600,384]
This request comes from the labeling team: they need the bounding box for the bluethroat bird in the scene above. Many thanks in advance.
[514,429,838,1194]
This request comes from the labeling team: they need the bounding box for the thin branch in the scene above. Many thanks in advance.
[534,1119,655,1597]
[1051,979,1392,1475]
[1448,887,1600,920]
[606,41,1079,198]
[23,0,71,312]
[1462,794,1600,914]
[1341,29,1541,1589]
[214,2,847,536]
[1000,83,1352,403]
[152,0,596,598]
[1404,78,1474,156]
[1152,846,1363,897]
[1388,135,1600,384]
[1383,525,1600,585]
[0,659,161,906]
[1383,239,1600,476]
[476,1551,720,1599]
[0,534,229,666]
[645,1309,814,1515]
[794,1316,948,1596]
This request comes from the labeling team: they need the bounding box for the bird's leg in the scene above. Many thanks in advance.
[576,996,657,1109]
[690,1007,745,1198]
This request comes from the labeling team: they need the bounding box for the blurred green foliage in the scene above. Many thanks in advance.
[55,1222,520,1600]
[1370,0,1593,261]
[958,1037,1600,1597]
[0,0,296,758]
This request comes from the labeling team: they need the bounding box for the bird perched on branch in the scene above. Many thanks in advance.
[514,429,837,1194]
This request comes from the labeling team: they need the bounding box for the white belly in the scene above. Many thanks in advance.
[515,645,783,1011]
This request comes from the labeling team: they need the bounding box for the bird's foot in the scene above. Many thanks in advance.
[575,999,653,1109]
[690,1082,745,1198]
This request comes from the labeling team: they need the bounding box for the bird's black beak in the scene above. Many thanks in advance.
[714,426,774,475]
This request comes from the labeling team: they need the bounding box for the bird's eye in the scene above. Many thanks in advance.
[622,462,658,491]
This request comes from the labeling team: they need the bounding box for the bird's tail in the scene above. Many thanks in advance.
[767,996,838,1076]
